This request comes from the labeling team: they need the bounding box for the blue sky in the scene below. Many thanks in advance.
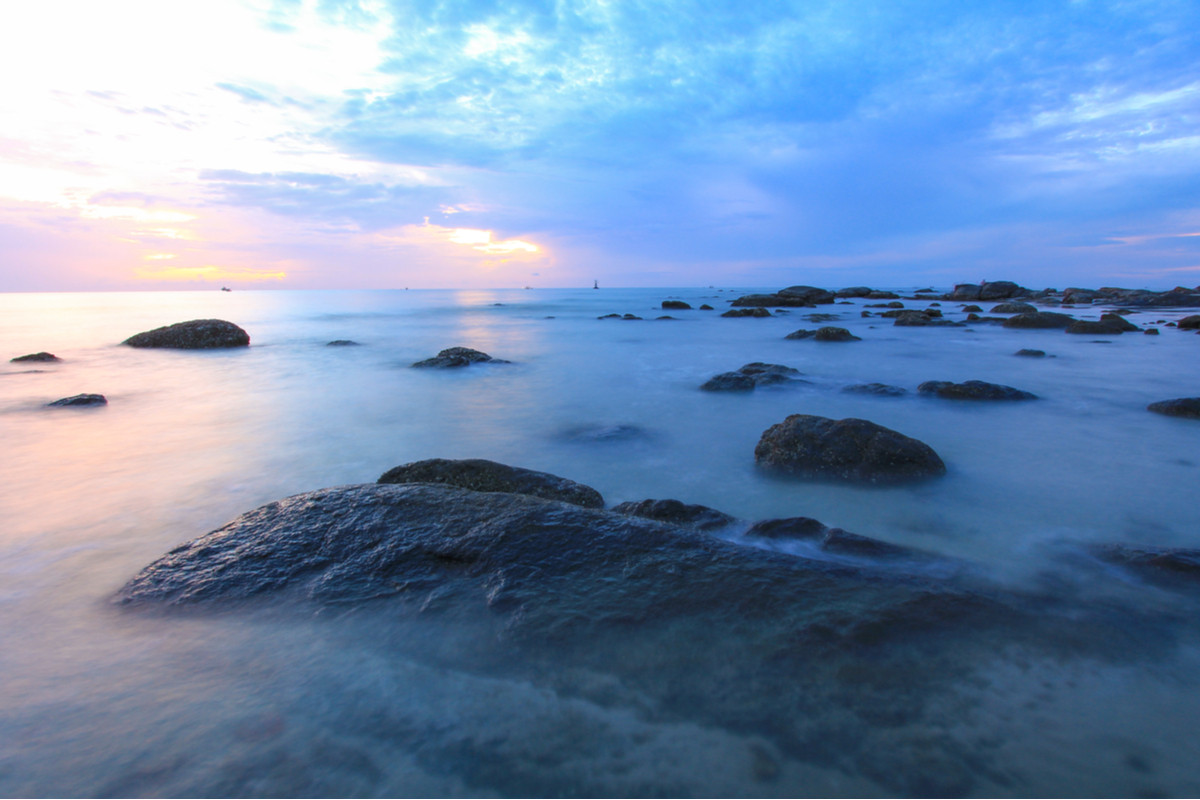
[1,0,1197,289]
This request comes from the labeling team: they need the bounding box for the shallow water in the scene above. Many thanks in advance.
[1,287,1199,797]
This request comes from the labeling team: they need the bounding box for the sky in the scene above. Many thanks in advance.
[0,0,1198,291]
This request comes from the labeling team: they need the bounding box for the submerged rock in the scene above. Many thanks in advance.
[917,380,1037,401]
[11,351,61,363]
[611,499,735,530]
[326,340,360,346]
[745,517,925,560]
[557,423,651,443]
[1002,311,1076,329]
[701,363,803,392]
[754,415,946,483]
[123,319,250,349]
[378,458,604,508]
[1065,315,1140,335]
[721,307,772,318]
[1015,349,1046,357]
[661,300,692,310]
[47,393,107,407]
[412,347,507,368]
[842,383,908,396]
[1147,398,1200,420]
[784,326,861,342]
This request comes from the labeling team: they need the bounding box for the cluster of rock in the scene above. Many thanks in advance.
[729,286,835,308]
[701,363,804,392]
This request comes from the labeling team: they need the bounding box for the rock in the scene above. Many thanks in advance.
[1090,544,1200,588]
[745,517,922,559]
[961,305,983,313]
[611,499,735,530]
[1144,328,1159,335]
[622,314,643,320]
[1119,290,1200,307]
[803,313,841,323]
[889,310,961,327]
[754,415,946,483]
[866,291,900,300]
[841,383,908,396]
[721,308,772,318]
[47,393,107,407]
[1177,315,1200,330]
[978,281,1027,301]
[412,347,507,368]
[701,363,802,392]
[1015,349,1046,357]
[598,313,622,319]
[950,284,982,301]
[730,286,834,307]
[989,302,1036,314]
[11,352,61,362]
[378,458,603,508]
[835,287,873,298]
[699,304,715,311]
[1147,398,1200,420]
[917,380,1037,400]
[662,300,692,310]
[785,326,861,342]
[1065,315,1140,335]
[123,319,250,349]
[557,423,651,442]
[1002,312,1076,329]
[326,340,360,346]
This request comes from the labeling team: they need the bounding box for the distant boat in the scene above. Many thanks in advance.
[220,286,232,292]
[593,280,599,289]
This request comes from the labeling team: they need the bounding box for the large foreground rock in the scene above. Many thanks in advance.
[378,458,603,508]
[123,319,250,349]
[754,415,946,483]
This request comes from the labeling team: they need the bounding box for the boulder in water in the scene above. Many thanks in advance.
[47,393,107,407]
[412,347,507,368]
[1002,312,1076,329]
[754,415,946,483]
[1147,398,1200,420]
[611,499,735,530]
[917,380,1037,400]
[123,319,250,349]
[11,351,61,363]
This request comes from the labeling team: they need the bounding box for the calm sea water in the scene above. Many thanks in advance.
[1,287,1199,797]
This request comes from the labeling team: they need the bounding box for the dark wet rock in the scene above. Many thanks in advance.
[950,284,982,301]
[785,326,861,342]
[378,458,603,508]
[754,415,946,483]
[868,301,905,309]
[1147,398,1200,419]
[1065,314,1141,335]
[662,300,691,310]
[1119,290,1200,308]
[835,286,873,298]
[622,314,642,320]
[721,307,772,318]
[11,351,61,363]
[745,517,923,560]
[702,363,803,392]
[918,380,1037,401]
[655,315,676,320]
[1144,328,1159,335]
[1177,315,1200,330]
[866,291,900,300]
[842,383,908,397]
[803,313,841,323]
[1090,544,1200,588]
[326,340,360,346]
[123,319,250,349]
[889,310,962,327]
[598,313,621,319]
[961,305,983,313]
[1002,311,1076,329]
[47,393,107,407]
[989,302,1036,314]
[979,281,1028,301]
[612,499,735,531]
[699,304,714,311]
[730,286,834,307]
[860,310,872,318]
[558,423,651,442]
[1015,349,1046,357]
[412,347,507,368]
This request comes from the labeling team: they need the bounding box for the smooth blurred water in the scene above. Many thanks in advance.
[1,287,1199,797]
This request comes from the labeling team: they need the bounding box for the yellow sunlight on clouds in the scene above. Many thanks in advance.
[135,265,287,283]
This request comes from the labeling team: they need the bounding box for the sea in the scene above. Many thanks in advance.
[1,286,1198,797]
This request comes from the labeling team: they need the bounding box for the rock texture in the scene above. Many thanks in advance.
[1147,398,1200,420]
[730,286,835,308]
[1065,315,1140,335]
[123,319,250,349]
[917,380,1037,401]
[721,307,772,318]
[784,326,861,342]
[1002,312,1076,330]
[378,458,604,508]
[661,300,692,310]
[841,383,908,396]
[11,352,61,363]
[411,347,506,368]
[701,363,803,392]
[745,517,924,560]
[47,393,107,407]
[754,415,946,483]
[611,499,735,530]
